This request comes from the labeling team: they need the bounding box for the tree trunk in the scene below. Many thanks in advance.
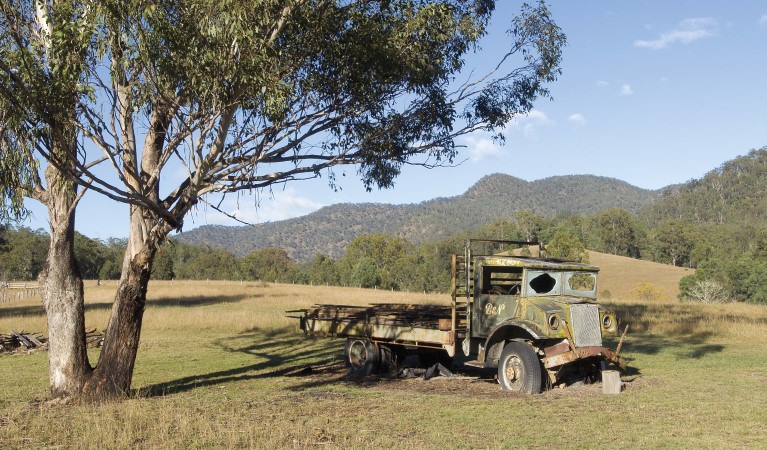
[39,173,91,399]
[82,207,156,399]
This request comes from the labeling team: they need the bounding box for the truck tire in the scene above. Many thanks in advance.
[497,341,543,393]
[344,338,380,378]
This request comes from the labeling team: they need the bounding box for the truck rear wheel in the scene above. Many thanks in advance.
[497,341,543,393]
[344,338,380,378]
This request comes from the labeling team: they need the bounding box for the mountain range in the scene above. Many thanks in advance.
[177,173,661,261]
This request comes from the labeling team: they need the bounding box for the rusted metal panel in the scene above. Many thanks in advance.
[474,255,599,273]
[542,343,627,370]
[300,303,464,352]
[303,317,453,344]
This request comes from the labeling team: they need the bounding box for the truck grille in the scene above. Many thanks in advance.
[570,304,602,348]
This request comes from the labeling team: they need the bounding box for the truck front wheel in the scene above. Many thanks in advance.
[497,341,543,393]
[344,338,380,378]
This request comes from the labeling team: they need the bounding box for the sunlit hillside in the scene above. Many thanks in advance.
[590,251,693,301]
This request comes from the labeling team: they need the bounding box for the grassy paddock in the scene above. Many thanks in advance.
[1,280,767,449]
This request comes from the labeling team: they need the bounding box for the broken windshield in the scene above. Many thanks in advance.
[524,270,597,298]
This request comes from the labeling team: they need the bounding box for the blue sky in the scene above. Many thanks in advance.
[22,1,767,239]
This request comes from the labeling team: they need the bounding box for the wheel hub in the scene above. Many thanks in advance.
[349,341,368,368]
[504,356,522,385]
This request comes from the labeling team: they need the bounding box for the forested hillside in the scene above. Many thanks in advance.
[642,148,767,226]
[178,173,657,261]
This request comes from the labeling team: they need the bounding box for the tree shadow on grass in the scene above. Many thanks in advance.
[618,332,725,360]
[136,326,345,398]
[143,322,725,397]
[147,293,255,308]
[605,303,727,361]
[0,294,252,319]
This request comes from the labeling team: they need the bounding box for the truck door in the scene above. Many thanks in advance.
[472,265,522,337]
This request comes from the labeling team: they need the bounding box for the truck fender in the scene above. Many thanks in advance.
[481,320,547,367]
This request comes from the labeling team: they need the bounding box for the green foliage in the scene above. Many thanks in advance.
[74,233,109,279]
[679,256,767,304]
[546,230,588,262]
[1,0,568,279]
[652,220,702,267]
[3,0,566,240]
[514,211,548,242]
[302,254,340,286]
[0,0,98,219]
[157,241,240,281]
[339,234,415,290]
[0,226,129,281]
[0,226,48,281]
[152,246,175,280]
[351,257,381,289]
[0,129,36,222]
[589,208,641,258]
[240,248,297,282]
[644,147,767,226]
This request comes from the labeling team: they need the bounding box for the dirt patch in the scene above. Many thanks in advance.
[286,362,644,398]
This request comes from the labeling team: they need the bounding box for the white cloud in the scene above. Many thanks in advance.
[634,18,718,50]
[464,135,503,162]
[759,15,767,26]
[200,188,324,225]
[620,84,634,96]
[568,113,587,125]
[596,80,610,88]
[508,109,553,137]
[461,110,553,161]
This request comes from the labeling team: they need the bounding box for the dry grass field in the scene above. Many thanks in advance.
[1,259,767,448]
[590,251,694,301]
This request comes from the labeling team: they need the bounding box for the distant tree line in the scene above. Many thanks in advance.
[3,198,767,303]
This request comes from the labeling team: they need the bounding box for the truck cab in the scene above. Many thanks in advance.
[472,256,616,341]
[455,240,626,392]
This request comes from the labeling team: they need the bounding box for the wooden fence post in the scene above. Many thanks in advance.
[602,370,622,394]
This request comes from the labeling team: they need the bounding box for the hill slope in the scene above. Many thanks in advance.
[590,251,692,301]
[178,174,658,261]
[641,147,767,226]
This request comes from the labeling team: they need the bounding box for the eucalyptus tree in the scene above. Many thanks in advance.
[1,0,566,400]
[0,0,100,399]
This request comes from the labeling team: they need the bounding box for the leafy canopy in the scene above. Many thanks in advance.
[1,0,566,236]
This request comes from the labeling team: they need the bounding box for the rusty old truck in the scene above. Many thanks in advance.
[295,239,627,393]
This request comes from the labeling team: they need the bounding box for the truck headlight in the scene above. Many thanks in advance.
[602,314,613,329]
[548,313,560,330]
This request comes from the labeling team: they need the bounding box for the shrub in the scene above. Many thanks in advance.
[631,282,662,301]
[681,279,729,304]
